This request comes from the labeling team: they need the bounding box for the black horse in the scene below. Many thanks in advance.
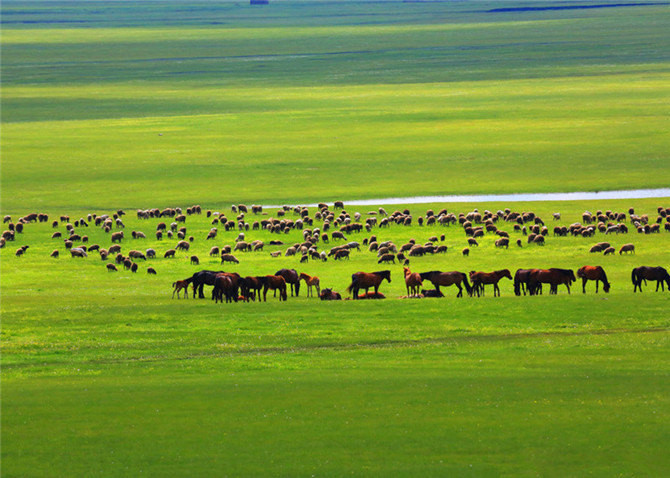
[275,268,301,297]
[190,270,225,298]
[632,266,670,292]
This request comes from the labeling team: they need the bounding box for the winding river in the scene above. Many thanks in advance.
[266,188,670,209]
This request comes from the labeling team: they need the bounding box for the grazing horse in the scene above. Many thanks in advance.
[319,288,342,300]
[260,275,288,301]
[299,272,321,298]
[347,270,391,300]
[419,270,472,298]
[239,276,263,302]
[631,266,670,292]
[172,279,192,299]
[577,266,611,293]
[212,273,239,303]
[528,268,576,295]
[403,267,423,297]
[190,270,225,298]
[275,268,301,297]
[469,269,512,297]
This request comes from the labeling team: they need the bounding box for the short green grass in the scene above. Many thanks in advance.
[2,0,670,475]
[2,198,669,476]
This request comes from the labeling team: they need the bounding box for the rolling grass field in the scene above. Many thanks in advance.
[2,0,670,476]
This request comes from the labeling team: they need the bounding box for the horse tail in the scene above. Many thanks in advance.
[461,273,473,296]
[631,268,637,286]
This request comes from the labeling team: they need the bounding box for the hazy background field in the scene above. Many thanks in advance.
[2,0,669,476]
[2,0,669,210]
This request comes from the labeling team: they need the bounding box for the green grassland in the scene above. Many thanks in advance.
[2,198,669,476]
[2,0,670,476]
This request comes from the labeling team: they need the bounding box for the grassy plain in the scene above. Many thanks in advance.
[2,0,670,476]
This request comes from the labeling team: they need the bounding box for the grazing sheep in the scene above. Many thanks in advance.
[164,249,176,258]
[190,255,200,265]
[462,248,470,256]
[107,263,118,272]
[209,246,220,257]
[270,251,282,258]
[131,263,139,273]
[220,254,239,264]
[176,240,190,251]
[146,248,156,259]
[334,249,350,260]
[619,243,635,254]
[50,249,59,258]
[70,248,88,258]
[603,247,616,255]
[108,244,121,254]
[147,267,157,275]
[467,238,478,247]
[377,253,395,264]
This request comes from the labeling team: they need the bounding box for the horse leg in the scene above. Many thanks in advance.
[582,278,587,294]
[456,283,463,298]
[595,280,599,293]
[494,283,499,297]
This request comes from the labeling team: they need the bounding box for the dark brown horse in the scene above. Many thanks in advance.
[260,275,288,301]
[319,288,342,300]
[346,270,391,299]
[419,270,472,297]
[528,268,576,295]
[275,268,301,297]
[240,276,264,302]
[212,272,241,303]
[632,266,670,292]
[469,269,512,297]
[577,266,610,293]
[513,269,536,296]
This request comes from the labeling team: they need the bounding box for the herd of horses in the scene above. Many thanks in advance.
[172,265,670,302]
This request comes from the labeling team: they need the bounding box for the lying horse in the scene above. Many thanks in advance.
[469,269,512,297]
[419,270,471,298]
[577,265,610,293]
[319,288,342,300]
[347,270,391,300]
[632,266,670,292]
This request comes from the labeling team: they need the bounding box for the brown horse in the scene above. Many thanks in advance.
[513,269,536,296]
[319,288,342,300]
[403,267,423,297]
[469,269,512,297]
[299,272,321,298]
[172,279,192,299]
[577,266,610,293]
[241,276,264,302]
[632,266,670,292]
[212,272,241,303]
[275,268,301,297]
[260,275,288,301]
[347,270,391,299]
[528,268,576,295]
[419,270,472,297]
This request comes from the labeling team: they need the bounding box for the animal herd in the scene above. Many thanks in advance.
[2,202,669,302]
[170,263,670,303]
